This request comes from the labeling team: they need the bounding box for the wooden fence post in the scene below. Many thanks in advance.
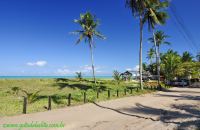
[137,87,139,92]
[23,97,27,114]
[130,88,133,94]
[68,93,71,106]
[108,90,110,98]
[97,90,99,99]
[124,89,126,95]
[117,90,119,97]
[84,92,86,103]
[48,96,51,110]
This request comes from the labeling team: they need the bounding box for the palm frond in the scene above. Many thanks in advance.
[94,31,106,40]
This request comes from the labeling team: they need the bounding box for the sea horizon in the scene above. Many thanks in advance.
[0,76,113,79]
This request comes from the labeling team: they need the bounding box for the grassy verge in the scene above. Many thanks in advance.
[0,78,166,117]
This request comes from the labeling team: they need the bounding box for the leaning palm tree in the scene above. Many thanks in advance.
[72,12,106,84]
[147,48,155,64]
[149,30,170,86]
[126,0,169,89]
[144,0,169,90]
[126,0,147,89]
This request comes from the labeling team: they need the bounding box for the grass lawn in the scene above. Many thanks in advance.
[0,78,158,117]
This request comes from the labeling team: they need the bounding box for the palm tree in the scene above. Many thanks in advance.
[126,0,169,89]
[72,12,106,84]
[113,70,122,86]
[196,52,200,62]
[126,0,147,89]
[144,0,169,90]
[161,49,181,81]
[182,51,193,62]
[149,30,170,87]
[147,48,155,64]
[75,72,83,81]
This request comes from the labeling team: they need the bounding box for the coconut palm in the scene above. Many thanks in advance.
[144,0,169,90]
[147,48,155,64]
[197,52,200,62]
[149,30,170,87]
[72,12,106,84]
[126,0,169,89]
[126,0,147,89]
[161,49,181,81]
[182,51,193,62]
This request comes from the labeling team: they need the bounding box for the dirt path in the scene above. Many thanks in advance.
[1,87,200,130]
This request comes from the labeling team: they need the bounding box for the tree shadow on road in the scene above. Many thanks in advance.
[93,92,200,130]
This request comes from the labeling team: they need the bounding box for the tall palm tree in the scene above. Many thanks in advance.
[126,0,169,89]
[147,48,155,64]
[126,0,147,90]
[182,51,193,62]
[144,0,169,90]
[197,52,200,62]
[72,12,106,84]
[149,30,170,86]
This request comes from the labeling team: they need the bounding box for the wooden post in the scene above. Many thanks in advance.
[117,90,119,97]
[97,90,99,99]
[124,89,126,95]
[151,86,153,90]
[23,97,27,114]
[68,93,71,106]
[48,96,51,110]
[137,87,139,92]
[130,88,133,94]
[84,92,86,103]
[108,90,110,98]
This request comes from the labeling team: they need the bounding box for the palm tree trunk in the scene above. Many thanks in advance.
[89,41,96,85]
[157,46,161,89]
[152,30,160,89]
[139,17,143,90]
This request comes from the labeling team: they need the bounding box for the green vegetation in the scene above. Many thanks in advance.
[145,49,200,81]
[0,78,159,117]
[113,70,122,86]
[75,72,83,81]
[149,30,170,86]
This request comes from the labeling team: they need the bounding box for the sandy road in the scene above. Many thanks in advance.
[1,87,200,130]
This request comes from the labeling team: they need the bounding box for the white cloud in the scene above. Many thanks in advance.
[27,60,47,67]
[54,65,108,75]
[133,65,139,71]
[80,65,92,72]
[126,68,133,71]
[56,68,71,75]
[126,65,139,71]
[80,65,104,73]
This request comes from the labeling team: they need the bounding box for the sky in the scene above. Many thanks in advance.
[0,0,199,76]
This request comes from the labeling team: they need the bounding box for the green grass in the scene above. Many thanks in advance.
[0,78,158,117]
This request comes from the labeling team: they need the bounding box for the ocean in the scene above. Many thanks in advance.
[0,76,113,79]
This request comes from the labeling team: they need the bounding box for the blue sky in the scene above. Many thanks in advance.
[0,0,199,76]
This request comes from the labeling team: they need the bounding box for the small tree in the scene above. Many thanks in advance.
[113,70,122,86]
[10,87,41,104]
[75,72,83,81]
